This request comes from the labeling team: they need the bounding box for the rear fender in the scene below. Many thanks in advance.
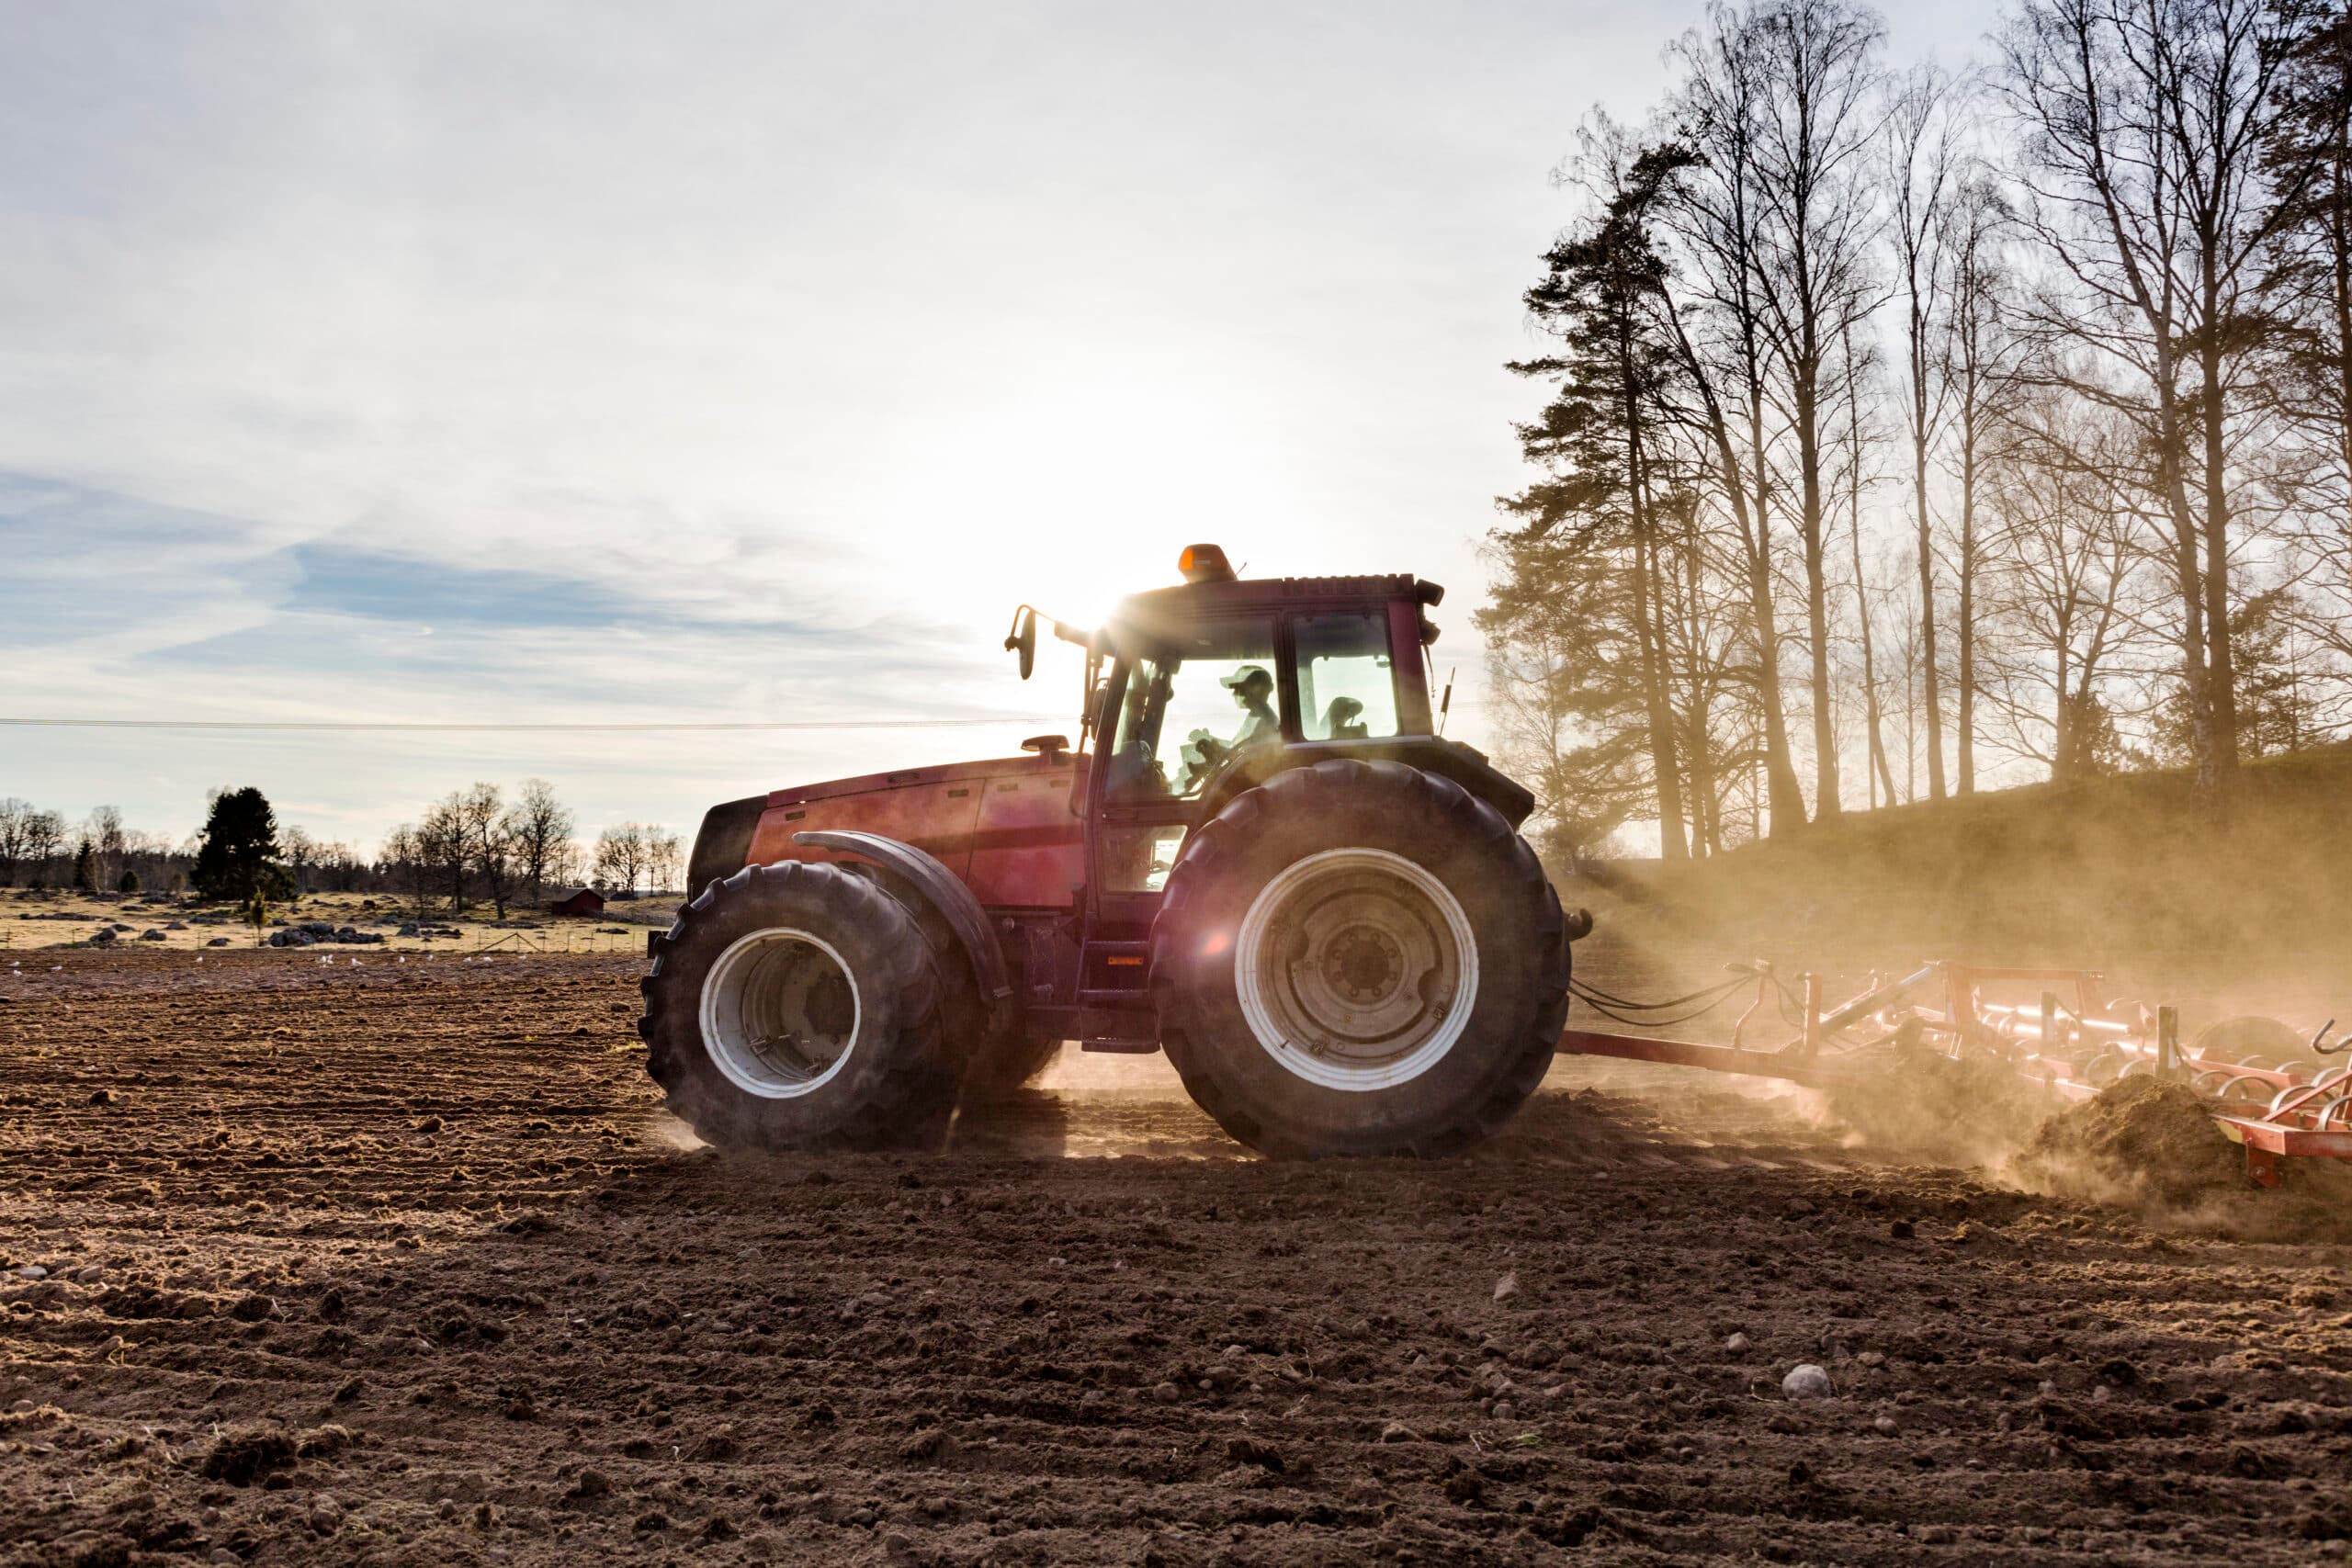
[792,830,1013,1008]
[1196,738,1538,829]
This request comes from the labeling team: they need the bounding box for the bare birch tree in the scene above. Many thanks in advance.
[503,778,576,904]
[1884,62,1968,799]
[1940,175,2022,793]
[1742,0,1889,820]
[1980,397,2155,779]
[2000,0,2320,808]
[1659,14,1813,833]
[594,824,651,893]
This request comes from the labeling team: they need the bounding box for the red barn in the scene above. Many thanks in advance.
[548,887,606,918]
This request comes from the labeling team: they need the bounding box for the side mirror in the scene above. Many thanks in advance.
[1022,734,1069,762]
[1003,607,1038,680]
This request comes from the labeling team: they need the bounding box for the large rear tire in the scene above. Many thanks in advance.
[1150,760,1568,1157]
[639,861,957,1148]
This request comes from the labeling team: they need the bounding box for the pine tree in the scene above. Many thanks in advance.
[193,787,290,902]
[72,839,98,895]
[1492,141,1697,859]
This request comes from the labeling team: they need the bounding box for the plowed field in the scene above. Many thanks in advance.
[4,949,2349,1565]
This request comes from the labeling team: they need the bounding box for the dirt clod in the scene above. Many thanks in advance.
[1225,1436,1285,1472]
[198,1428,295,1486]
[2017,1077,2243,1207]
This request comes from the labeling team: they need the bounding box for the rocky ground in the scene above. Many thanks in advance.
[3,949,2349,1565]
[0,889,647,957]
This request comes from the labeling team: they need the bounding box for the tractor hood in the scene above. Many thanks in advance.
[687,749,1088,909]
[765,752,1067,809]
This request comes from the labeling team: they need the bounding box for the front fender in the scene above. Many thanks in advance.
[791,829,1012,1006]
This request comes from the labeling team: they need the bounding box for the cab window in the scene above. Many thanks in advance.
[1104,619,1279,799]
[1295,612,1398,740]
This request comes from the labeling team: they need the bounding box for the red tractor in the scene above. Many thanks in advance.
[639,545,1585,1156]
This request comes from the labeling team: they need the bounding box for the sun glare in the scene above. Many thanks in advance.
[880,378,1294,634]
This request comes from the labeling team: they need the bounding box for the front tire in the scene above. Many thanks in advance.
[639,861,957,1148]
[1150,760,1567,1157]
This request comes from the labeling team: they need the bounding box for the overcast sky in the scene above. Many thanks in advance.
[0,0,2001,853]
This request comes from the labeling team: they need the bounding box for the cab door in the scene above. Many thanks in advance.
[1078,616,1285,1043]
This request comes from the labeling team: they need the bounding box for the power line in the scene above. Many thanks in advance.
[1,716,1060,734]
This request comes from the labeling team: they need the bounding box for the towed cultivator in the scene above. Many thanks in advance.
[1559,962,2352,1186]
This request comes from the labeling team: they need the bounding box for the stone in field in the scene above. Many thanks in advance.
[1782,1364,1834,1400]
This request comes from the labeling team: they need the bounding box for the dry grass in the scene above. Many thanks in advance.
[0,888,639,954]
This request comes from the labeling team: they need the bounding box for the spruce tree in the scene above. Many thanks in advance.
[193,787,290,902]
[1491,142,1699,859]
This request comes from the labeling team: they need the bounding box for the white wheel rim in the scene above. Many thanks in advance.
[698,928,861,1100]
[1233,847,1477,1093]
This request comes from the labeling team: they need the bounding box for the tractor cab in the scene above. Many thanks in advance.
[999,544,1530,1050]
[1085,546,1442,892]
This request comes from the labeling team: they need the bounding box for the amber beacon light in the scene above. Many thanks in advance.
[1178,543,1237,584]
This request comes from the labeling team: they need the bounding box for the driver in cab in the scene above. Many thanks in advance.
[1181,664,1278,786]
[1218,665,1279,750]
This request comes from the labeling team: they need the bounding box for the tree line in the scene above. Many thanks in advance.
[1484,0,2352,863]
[0,784,684,912]
[379,784,680,917]
[0,799,184,895]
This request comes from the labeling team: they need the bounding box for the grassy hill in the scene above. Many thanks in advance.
[1571,744,2352,999]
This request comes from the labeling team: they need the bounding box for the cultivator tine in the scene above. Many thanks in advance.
[1728,962,1772,1051]
[1557,955,2352,1187]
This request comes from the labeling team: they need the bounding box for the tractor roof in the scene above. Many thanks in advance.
[1110,573,1442,647]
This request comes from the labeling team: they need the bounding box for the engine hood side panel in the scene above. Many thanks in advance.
[750,781,985,883]
[735,754,1089,909]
